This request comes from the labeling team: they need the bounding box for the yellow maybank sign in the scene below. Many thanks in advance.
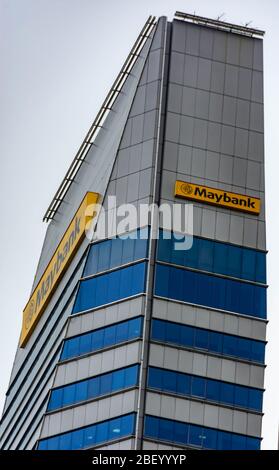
[20,192,100,347]
[175,180,261,215]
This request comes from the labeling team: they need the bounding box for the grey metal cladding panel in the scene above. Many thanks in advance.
[213,31,227,62]
[248,131,264,162]
[40,390,138,439]
[209,92,223,122]
[54,341,142,387]
[169,51,185,85]
[238,67,252,100]
[253,39,263,71]
[152,298,267,341]
[185,23,200,56]
[251,71,264,103]
[5,371,55,449]
[150,16,166,52]
[236,99,250,129]
[97,438,135,450]
[149,344,265,389]
[172,19,187,53]
[31,21,156,291]
[168,83,182,114]
[67,296,145,338]
[223,96,237,126]
[146,392,262,438]
[211,61,225,93]
[224,64,239,97]
[197,58,212,91]
[4,239,87,395]
[195,89,210,120]
[226,34,241,66]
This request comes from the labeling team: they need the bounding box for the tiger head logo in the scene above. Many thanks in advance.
[181,183,193,195]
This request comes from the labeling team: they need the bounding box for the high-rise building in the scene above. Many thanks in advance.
[0,12,266,450]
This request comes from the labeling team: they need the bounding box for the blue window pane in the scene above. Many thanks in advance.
[173,422,188,445]
[208,332,223,353]
[84,229,148,277]
[180,325,195,348]
[144,416,159,439]
[237,338,251,361]
[220,383,234,405]
[217,431,232,450]
[154,264,267,319]
[64,337,79,360]
[48,365,140,412]
[162,370,177,393]
[43,436,58,450]
[79,333,92,356]
[151,319,165,342]
[108,416,122,440]
[256,252,266,283]
[88,376,100,398]
[166,322,180,344]
[116,321,129,343]
[188,424,203,447]
[203,427,217,449]
[223,335,239,357]
[96,421,109,444]
[128,317,142,337]
[103,325,116,347]
[119,413,135,436]
[246,436,261,450]
[148,367,163,390]
[100,373,112,395]
[195,329,209,350]
[234,385,249,408]
[157,230,266,284]
[213,243,228,276]
[231,433,247,450]
[249,389,263,411]
[38,440,48,450]
[206,379,220,403]
[59,432,72,450]
[73,262,147,314]
[48,388,63,411]
[83,426,96,448]
[251,341,265,363]
[61,317,143,362]
[177,373,191,395]
[111,368,125,391]
[143,416,260,451]
[199,238,214,271]
[75,380,88,403]
[124,365,139,388]
[191,376,206,398]
[158,418,173,441]
[62,384,76,407]
[150,319,265,365]
[91,329,103,351]
[38,414,135,450]
[72,428,85,450]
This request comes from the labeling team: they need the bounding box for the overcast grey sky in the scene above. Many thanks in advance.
[0,0,278,449]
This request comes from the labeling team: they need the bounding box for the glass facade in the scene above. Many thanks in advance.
[61,317,143,361]
[157,231,266,283]
[84,228,149,277]
[155,263,267,319]
[144,416,261,450]
[151,319,265,363]
[73,262,147,314]
[48,365,139,411]
[147,367,263,411]
[38,413,136,450]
